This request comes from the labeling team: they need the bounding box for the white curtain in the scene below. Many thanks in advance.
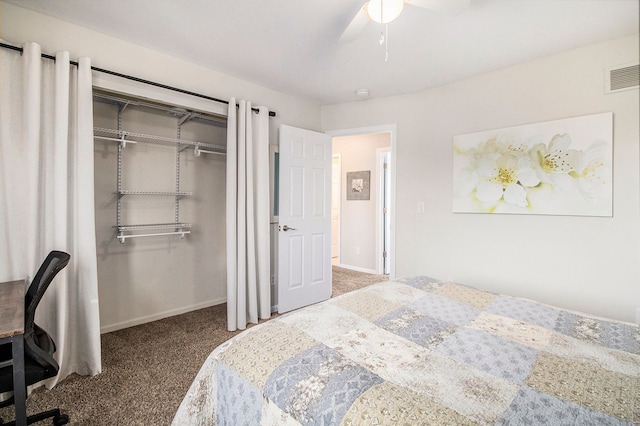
[226,98,271,331]
[0,42,102,385]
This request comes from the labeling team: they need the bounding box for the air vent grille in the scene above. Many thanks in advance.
[606,62,639,93]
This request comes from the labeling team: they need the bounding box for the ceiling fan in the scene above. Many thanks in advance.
[340,0,470,43]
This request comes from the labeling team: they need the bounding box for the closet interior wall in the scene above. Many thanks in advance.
[93,94,228,333]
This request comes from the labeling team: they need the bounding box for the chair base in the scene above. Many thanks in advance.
[0,408,69,426]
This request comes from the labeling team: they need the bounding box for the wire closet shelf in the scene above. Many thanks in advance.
[93,91,226,243]
[93,127,226,153]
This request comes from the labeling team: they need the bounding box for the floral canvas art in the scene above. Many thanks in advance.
[453,112,612,216]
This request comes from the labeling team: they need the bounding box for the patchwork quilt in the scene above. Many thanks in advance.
[173,277,640,425]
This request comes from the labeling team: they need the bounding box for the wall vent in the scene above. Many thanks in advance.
[605,62,639,94]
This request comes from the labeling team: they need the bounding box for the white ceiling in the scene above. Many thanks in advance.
[5,0,639,105]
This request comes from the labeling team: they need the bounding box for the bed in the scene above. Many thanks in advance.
[173,276,639,425]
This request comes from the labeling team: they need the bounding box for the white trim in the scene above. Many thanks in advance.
[99,297,226,334]
[376,147,391,275]
[326,125,396,138]
[269,144,280,223]
[331,153,342,266]
[92,71,229,116]
[326,125,397,279]
[336,264,378,275]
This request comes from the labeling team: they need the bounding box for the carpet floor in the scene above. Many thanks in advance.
[0,266,388,425]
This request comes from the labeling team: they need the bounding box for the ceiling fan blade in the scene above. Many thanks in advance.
[339,2,370,43]
[405,0,470,15]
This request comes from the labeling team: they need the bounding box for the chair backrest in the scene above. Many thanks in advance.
[24,251,71,333]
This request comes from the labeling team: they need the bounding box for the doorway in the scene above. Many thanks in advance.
[328,126,395,278]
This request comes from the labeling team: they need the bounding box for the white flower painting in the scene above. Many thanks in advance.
[453,112,612,216]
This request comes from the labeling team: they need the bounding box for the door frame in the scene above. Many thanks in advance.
[326,125,396,279]
[331,153,342,266]
[377,146,391,275]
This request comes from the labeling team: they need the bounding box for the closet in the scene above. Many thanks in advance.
[93,90,228,332]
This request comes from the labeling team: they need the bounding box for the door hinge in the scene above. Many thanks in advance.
[383,251,387,258]
[383,163,388,169]
[383,207,387,214]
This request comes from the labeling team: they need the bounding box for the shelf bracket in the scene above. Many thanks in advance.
[119,132,137,149]
[178,112,195,126]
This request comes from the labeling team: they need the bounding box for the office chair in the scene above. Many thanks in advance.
[0,250,71,425]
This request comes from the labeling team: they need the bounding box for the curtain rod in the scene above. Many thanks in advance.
[0,42,277,117]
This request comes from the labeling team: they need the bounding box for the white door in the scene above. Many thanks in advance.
[278,125,332,313]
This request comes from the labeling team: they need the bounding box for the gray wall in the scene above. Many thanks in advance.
[322,34,640,323]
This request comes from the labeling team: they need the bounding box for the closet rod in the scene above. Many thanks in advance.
[194,146,226,157]
[0,42,277,117]
[117,230,190,244]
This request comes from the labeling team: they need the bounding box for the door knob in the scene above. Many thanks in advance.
[282,225,297,231]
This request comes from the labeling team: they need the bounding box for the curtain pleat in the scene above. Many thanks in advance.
[254,107,271,319]
[245,101,258,325]
[225,98,238,331]
[0,42,102,385]
[226,99,271,331]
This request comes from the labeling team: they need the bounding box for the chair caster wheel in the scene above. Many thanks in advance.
[53,413,69,425]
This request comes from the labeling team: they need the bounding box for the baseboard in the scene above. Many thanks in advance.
[100,297,227,334]
[336,264,378,275]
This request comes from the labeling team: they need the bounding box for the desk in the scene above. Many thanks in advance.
[0,280,26,426]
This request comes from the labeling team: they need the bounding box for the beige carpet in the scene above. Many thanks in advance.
[0,266,388,425]
[331,266,389,297]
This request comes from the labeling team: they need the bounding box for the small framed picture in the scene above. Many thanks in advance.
[346,171,370,200]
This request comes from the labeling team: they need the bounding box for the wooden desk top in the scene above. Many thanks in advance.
[0,280,24,338]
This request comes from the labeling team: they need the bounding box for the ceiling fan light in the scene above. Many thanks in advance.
[367,0,404,24]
